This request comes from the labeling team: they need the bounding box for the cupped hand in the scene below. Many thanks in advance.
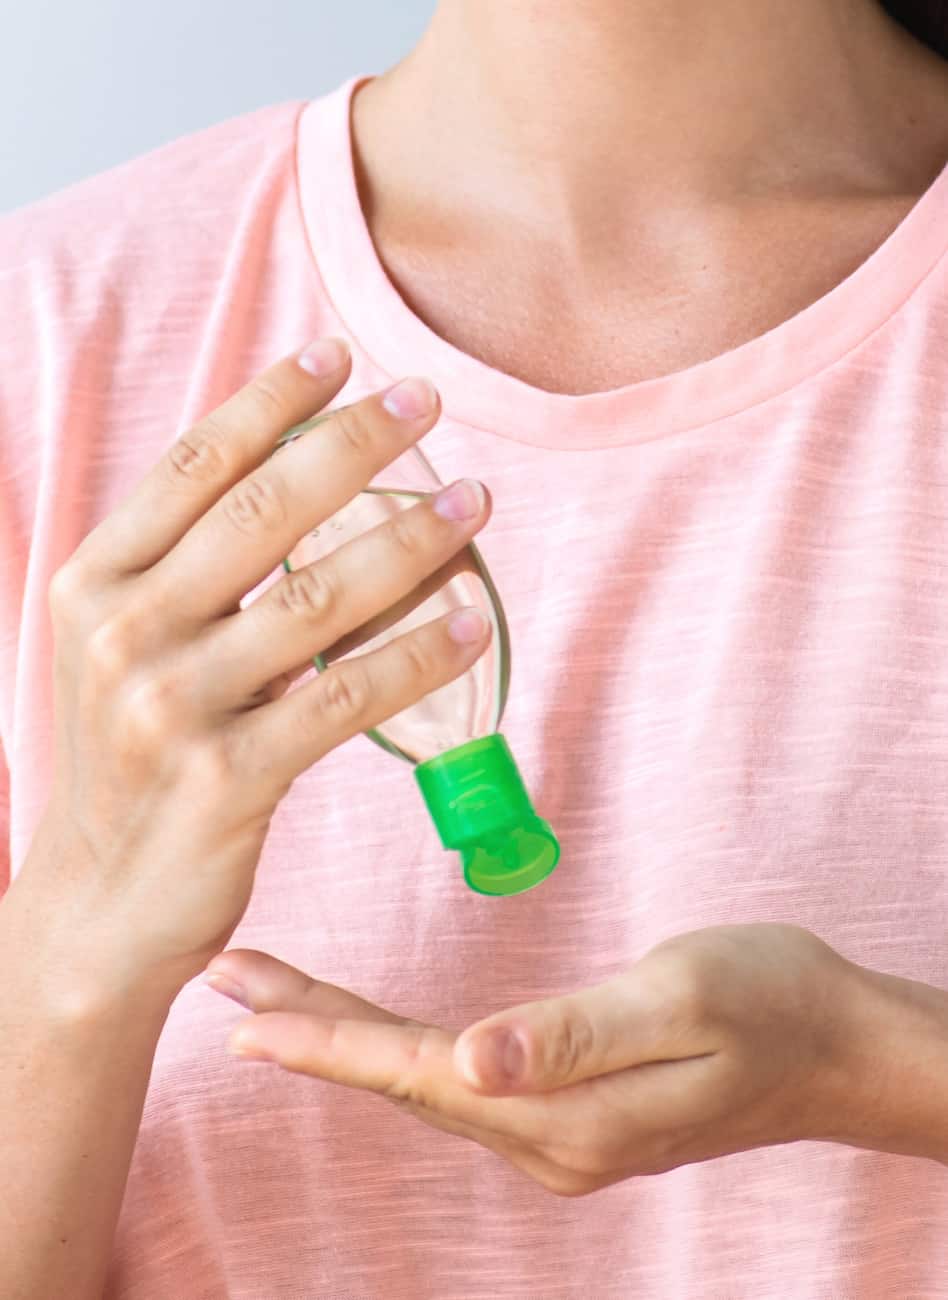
[205,923,893,1197]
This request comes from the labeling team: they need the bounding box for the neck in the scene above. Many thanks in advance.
[355,0,948,234]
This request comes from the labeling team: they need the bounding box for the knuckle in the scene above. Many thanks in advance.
[275,565,335,622]
[397,636,436,688]
[181,735,237,794]
[86,613,137,680]
[122,672,184,746]
[167,416,230,483]
[222,472,287,536]
[246,375,292,427]
[646,941,714,1026]
[316,665,370,727]
[664,954,713,1024]
[545,1013,596,1082]
[387,509,424,561]
[332,403,376,459]
[47,561,88,619]
[381,1026,437,1106]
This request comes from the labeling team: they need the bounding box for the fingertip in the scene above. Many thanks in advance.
[380,376,439,421]
[203,971,251,1009]
[227,1017,274,1061]
[454,1035,488,1090]
[447,607,492,645]
[297,337,351,379]
[454,1026,527,1093]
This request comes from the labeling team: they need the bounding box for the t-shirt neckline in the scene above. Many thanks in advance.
[296,74,948,450]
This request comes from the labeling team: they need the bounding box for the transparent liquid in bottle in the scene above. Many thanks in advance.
[269,410,558,896]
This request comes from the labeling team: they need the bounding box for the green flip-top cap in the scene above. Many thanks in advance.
[414,733,560,896]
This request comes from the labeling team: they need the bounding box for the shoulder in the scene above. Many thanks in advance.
[0,97,308,558]
[0,98,307,292]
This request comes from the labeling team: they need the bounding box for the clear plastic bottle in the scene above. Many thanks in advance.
[270,410,560,896]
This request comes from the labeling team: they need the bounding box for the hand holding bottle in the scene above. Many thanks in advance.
[16,338,492,996]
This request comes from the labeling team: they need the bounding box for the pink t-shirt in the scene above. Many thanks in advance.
[2,73,948,1299]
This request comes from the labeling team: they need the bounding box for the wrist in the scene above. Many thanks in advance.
[829,961,948,1165]
[0,868,187,1030]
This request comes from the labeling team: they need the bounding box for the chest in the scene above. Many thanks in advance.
[400,405,948,983]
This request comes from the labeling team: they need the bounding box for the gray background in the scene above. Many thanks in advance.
[0,0,433,215]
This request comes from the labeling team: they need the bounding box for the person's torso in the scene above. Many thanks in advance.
[1,77,947,1299]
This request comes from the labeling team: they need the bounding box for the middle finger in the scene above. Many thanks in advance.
[228,1011,560,1145]
[197,478,490,709]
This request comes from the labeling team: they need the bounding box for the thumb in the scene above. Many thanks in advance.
[453,973,707,1095]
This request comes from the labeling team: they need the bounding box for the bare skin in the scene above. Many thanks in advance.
[5,2,948,1296]
[352,0,948,392]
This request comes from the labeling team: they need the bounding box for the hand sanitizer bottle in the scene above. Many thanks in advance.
[271,412,560,896]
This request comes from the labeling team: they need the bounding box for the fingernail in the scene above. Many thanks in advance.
[433,479,485,522]
[228,1029,275,1062]
[447,608,490,644]
[381,377,437,420]
[463,1029,525,1089]
[203,972,250,1009]
[298,337,349,377]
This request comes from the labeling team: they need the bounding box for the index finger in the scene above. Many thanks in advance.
[76,338,352,575]
[228,1011,544,1138]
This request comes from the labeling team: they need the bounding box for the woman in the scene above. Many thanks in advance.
[1,1,947,1296]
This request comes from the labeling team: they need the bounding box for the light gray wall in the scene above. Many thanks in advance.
[0,0,435,215]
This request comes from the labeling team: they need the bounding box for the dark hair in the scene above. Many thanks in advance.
[882,1,948,58]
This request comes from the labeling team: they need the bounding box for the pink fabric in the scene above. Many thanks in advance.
[2,73,948,1298]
